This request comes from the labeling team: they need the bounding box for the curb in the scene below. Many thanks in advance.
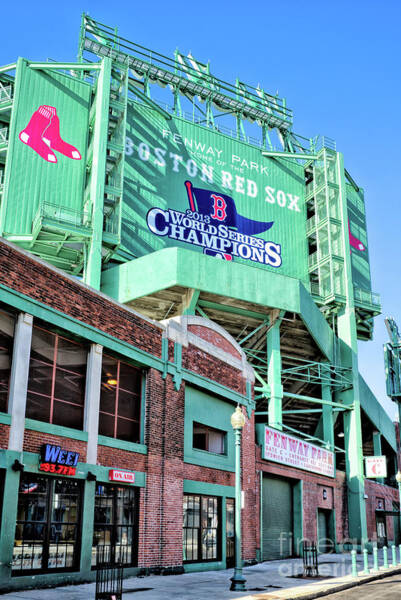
[240,565,401,600]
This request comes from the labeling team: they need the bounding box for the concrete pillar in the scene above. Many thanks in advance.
[8,313,33,451]
[267,318,283,431]
[84,343,103,465]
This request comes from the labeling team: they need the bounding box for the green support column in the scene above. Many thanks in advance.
[83,57,111,290]
[79,479,96,574]
[0,465,20,586]
[335,151,367,548]
[373,431,384,485]
[322,383,335,452]
[267,316,283,431]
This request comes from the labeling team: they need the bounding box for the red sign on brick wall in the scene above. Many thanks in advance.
[263,426,335,477]
[109,469,136,484]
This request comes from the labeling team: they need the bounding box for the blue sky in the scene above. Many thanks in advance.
[3,1,401,417]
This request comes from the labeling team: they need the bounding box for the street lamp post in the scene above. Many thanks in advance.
[230,405,247,592]
[395,471,401,542]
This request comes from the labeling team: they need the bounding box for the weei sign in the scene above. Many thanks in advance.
[123,101,308,282]
[263,426,335,477]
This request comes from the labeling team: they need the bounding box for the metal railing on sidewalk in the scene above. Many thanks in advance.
[303,541,319,577]
[95,545,126,600]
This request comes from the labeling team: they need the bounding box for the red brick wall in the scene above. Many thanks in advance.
[0,241,162,358]
[97,446,147,472]
[183,344,245,394]
[365,479,400,542]
[138,370,185,568]
[23,429,87,461]
[0,424,9,449]
[188,325,241,360]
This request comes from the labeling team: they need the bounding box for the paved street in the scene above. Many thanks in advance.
[1,553,401,600]
[321,573,401,599]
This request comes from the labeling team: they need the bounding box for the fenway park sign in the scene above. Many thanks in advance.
[263,426,335,478]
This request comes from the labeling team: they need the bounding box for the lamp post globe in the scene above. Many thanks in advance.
[230,405,247,592]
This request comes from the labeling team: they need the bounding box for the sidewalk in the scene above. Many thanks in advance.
[3,553,401,600]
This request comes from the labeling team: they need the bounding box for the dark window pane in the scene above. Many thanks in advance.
[99,412,115,438]
[193,423,225,454]
[53,400,83,430]
[116,417,139,443]
[28,358,53,397]
[14,475,81,573]
[118,389,140,420]
[92,484,137,568]
[100,383,116,414]
[30,328,56,365]
[25,392,51,423]
[119,362,141,395]
[0,312,13,412]
[54,368,85,406]
[56,337,87,374]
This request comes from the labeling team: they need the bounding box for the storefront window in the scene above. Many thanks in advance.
[13,475,82,573]
[92,483,138,567]
[99,355,142,442]
[26,326,87,429]
[183,494,220,563]
[0,309,15,413]
[193,422,226,454]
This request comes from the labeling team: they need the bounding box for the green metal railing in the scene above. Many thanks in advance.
[33,202,92,232]
[0,127,8,149]
[103,207,120,236]
[0,84,13,104]
[131,96,281,151]
[353,286,381,310]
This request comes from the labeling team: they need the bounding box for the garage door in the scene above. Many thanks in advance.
[262,476,293,560]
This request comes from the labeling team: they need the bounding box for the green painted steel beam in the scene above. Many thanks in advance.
[322,383,335,452]
[183,289,200,315]
[0,63,16,74]
[335,151,368,544]
[261,150,318,160]
[28,62,102,71]
[129,83,172,120]
[83,57,112,290]
[267,315,283,430]
[282,423,345,453]
[238,318,270,346]
[198,299,268,321]
[254,388,352,410]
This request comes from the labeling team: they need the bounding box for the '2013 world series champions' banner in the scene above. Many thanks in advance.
[122,102,309,281]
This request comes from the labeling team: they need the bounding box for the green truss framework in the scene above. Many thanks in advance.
[384,317,401,404]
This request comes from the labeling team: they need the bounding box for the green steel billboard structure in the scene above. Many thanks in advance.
[0,13,393,548]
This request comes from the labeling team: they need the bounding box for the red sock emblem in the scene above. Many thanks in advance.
[19,105,81,163]
[19,106,57,163]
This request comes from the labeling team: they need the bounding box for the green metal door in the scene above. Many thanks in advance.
[262,476,293,560]
[317,510,328,553]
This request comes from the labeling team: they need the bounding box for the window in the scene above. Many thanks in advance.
[92,484,138,567]
[13,475,82,573]
[99,355,142,442]
[26,326,87,429]
[183,494,220,563]
[0,309,15,412]
[193,422,226,454]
